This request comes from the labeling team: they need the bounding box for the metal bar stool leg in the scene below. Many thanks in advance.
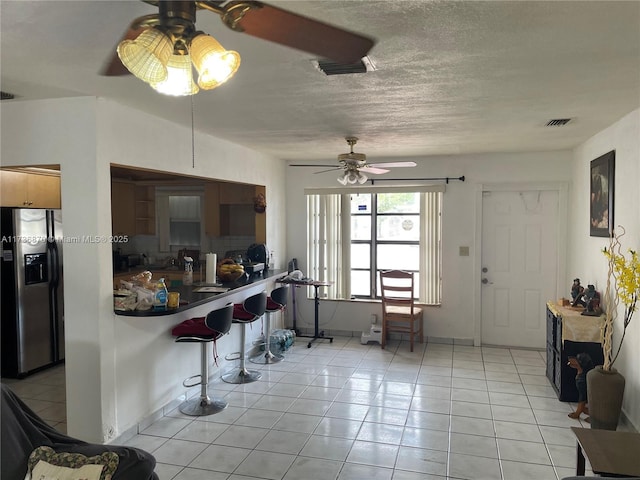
[179,342,227,416]
[250,311,283,364]
[222,322,262,384]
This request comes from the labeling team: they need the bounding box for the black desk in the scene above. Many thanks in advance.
[280,280,333,348]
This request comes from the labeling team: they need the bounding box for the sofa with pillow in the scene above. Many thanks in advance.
[1,383,159,480]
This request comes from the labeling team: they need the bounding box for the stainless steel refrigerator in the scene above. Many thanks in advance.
[1,208,64,378]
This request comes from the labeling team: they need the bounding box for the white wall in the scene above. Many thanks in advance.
[567,108,640,430]
[1,97,287,442]
[4,96,637,438]
[285,151,573,341]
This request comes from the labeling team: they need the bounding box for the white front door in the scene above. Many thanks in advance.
[481,189,559,348]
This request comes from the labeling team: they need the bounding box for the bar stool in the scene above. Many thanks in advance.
[171,303,233,416]
[250,285,289,364]
[222,291,267,384]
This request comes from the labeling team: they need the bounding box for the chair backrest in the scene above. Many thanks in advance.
[204,303,233,334]
[270,285,289,308]
[379,270,416,314]
[243,291,267,318]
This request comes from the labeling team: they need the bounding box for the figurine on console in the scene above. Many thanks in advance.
[580,284,602,316]
[570,278,584,307]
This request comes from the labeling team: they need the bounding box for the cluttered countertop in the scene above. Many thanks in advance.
[114,267,287,317]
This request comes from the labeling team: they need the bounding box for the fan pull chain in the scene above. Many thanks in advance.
[191,95,195,169]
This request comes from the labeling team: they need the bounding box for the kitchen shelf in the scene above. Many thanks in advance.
[134,186,155,235]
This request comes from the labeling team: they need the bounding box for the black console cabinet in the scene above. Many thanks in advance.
[546,304,604,402]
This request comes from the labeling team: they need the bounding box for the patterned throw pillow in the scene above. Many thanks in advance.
[26,446,119,480]
[29,460,105,480]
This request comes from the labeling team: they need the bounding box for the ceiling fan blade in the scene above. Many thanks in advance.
[313,167,344,174]
[289,164,337,168]
[360,166,390,175]
[222,1,375,64]
[367,161,417,168]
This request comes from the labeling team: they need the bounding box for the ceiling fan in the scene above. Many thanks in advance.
[101,0,375,93]
[290,137,417,185]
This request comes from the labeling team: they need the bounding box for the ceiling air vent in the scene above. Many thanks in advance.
[1,91,15,100]
[313,56,376,76]
[546,118,572,127]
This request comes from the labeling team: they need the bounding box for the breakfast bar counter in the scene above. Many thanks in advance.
[114,269,287,316]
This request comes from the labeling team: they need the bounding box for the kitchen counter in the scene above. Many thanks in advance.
[114,269,287,316]
[113,267,201,289]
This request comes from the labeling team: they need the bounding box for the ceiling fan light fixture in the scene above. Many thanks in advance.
[337,170,365,185]
[151,53,199,96]
[117,27,172,84]
[190,33,241,90]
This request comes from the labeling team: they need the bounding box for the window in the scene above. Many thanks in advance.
[306,186,443,304]
[156,187,205,252]
[168,195,201,247]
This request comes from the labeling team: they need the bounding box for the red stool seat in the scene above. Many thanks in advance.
[232,303,257,322]
[171,317,217,338]
[266,296,284,312]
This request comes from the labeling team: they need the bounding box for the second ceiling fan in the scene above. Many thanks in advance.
[291,137,417,184]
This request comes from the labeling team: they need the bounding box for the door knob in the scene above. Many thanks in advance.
[482,278,493,284]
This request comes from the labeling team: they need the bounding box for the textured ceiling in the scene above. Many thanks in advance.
[1,1,639,163]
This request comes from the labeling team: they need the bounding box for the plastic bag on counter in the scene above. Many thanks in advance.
[113,290,138,311]
[133,287,155,310]
[131,270,153,289]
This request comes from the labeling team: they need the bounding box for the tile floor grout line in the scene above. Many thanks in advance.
[4,338,600,480]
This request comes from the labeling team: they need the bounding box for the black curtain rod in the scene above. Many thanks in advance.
[369,175,465,185]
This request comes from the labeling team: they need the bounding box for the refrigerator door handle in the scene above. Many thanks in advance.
[50,240,60,287]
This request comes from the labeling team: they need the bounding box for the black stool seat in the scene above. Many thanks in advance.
[222,291,267,384]
[171,304,233,416]
[251,285,289,364]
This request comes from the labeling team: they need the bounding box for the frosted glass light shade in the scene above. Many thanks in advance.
[117,28,172,84]
[151,54,199,96]
[190,33,240,90]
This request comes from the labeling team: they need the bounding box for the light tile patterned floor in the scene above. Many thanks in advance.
[5,336,605,479]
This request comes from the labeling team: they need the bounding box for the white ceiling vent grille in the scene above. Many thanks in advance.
[546,118,572,126]
[313,56,377,76]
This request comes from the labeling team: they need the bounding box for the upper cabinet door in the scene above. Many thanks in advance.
[0,170,61,209]
[218,182,255,204]
[28,174,61,209]
[0,170,28,207]
[111,181,136,235]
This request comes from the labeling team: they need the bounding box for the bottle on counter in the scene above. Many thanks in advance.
[183,256,193,286]
[153,278,168,310]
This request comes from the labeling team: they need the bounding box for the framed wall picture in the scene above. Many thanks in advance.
[590,150,615,237]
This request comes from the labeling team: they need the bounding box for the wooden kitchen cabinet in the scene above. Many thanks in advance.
[254,185,266,244]
[111,180,136,235]
[134,186,156,235]
[204,182,220,236]
[218,182,255,204]
[1,169,61,208]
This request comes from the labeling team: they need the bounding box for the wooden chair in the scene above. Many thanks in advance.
[379,270,424,352]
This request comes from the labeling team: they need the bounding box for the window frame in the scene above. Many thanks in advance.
[305,184,444,305]
[350,193,421,299]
